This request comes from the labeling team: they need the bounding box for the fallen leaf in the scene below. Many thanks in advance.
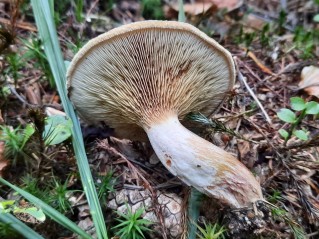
[179,2,217,16]
[109,137,141,161]
[168,0,243,16]
[299,65,319,98]
[45,107,66,116]
[237,139,257,168]
[242,14,267,30]
[25,82,41,105]
[0,18,37,32]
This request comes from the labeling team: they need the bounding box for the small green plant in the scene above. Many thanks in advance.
[260,23,270,47]
[74,0,84,22]
[0,176,91,238]
[188,113,254,143]
[293,27,319,59]
[271,207,287,220]
[22,174,76,214]
[196,222,226,239]
[235,27,256,50]
[0,199,46,223]
[268,189,282,204]
[67,38,85,55]
[21,37,54,87]
[4,53,23,84]
[21,175,51,204]
[141,0,164,20]
[96,171,116,205]
[112,206,152,239]
[271,208,307,239]
[277,97,319,145]
[276,10,287,35]
[48,177,75,213]
[50,0,70,26]
[0,124,35,166]
[0,85,11,100]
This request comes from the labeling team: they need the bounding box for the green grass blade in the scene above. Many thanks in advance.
[0,177,92,239]
[0,213,44,239]
[187,188,202,239]
[29,1,108,238]
[178,0,186,22]
[177,4,202,238]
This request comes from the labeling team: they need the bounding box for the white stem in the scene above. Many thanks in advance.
[144,114,263,208]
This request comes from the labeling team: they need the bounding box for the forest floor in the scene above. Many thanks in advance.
[0,0,319,238]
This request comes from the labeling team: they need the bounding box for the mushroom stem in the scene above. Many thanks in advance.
[144,114,263,208]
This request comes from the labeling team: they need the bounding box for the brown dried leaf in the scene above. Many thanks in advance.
[237,139,257,168]
[109,137,140,160]
[45,107,66,116]
[242,14,267,30]
[169,0,243,16]
[25,82,41,105]
[0,17,37,32]
[299,65,319,98]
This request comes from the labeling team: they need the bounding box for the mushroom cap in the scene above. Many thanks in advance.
[67,20,235,132]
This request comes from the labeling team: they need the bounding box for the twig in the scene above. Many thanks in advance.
[0,17,37,32]
[79,0,99,37]
[234,57,272,124]
[8,84,63,110]
[8,84,34,107]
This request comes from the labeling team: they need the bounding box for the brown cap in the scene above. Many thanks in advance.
[67,20,235,135]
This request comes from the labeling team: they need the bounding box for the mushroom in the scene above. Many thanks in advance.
[67,21,263,208]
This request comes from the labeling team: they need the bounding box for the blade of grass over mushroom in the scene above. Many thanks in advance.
[178,0,186,22]
[0,178,92,239]
[0,213,45,239]
[30,1,108,238]
[187,189,203,239]
[176,3,202,237]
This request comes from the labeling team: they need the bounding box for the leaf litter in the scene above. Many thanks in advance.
[0,0,319,238]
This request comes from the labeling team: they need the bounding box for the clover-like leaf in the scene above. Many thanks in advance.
[277,109,296,123]
[43,115,72,145]
[0,200,15,211]
[293,130,308,141]
[278,129,289,140]
[14,207,46,222]
[305,101,319,115]
[290,97,305,111]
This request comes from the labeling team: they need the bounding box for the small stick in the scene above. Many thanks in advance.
[8,84,63,110]
[234,57,272,124]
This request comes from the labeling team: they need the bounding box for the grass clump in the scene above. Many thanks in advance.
[0,124,35,167]
[21,36,55,87]
[3,53,23,84]
[141,0,164,20]
[112,206,152,239]
[196,222,226,239]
